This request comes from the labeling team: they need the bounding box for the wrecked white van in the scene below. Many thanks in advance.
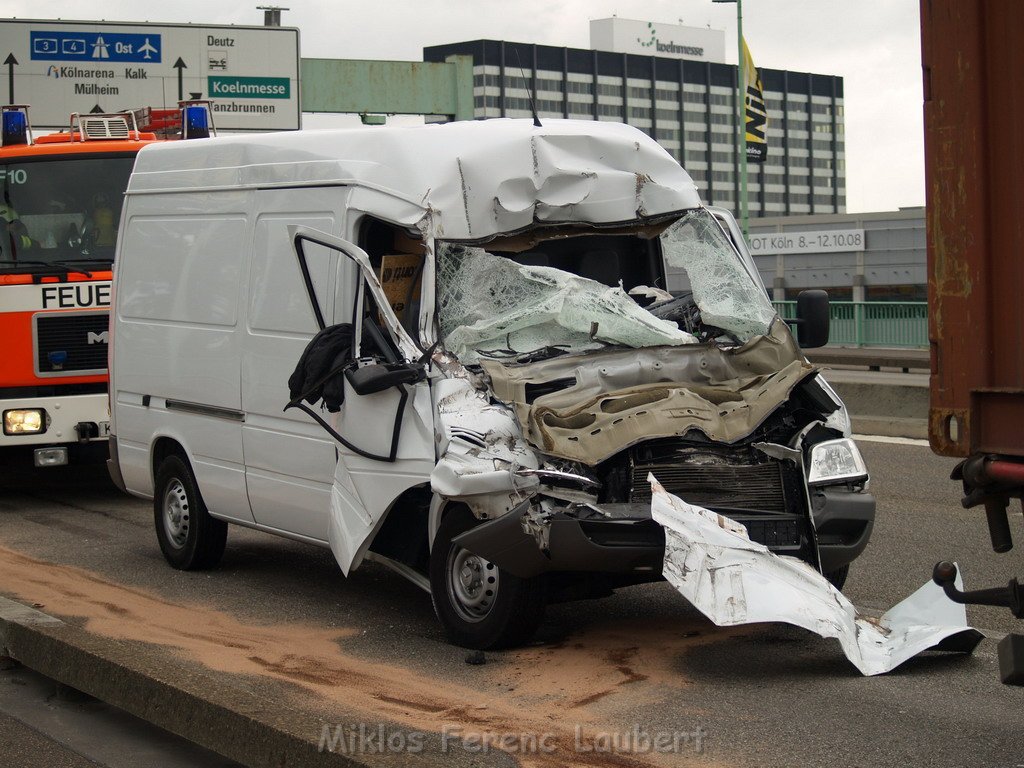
[108,119,875,648]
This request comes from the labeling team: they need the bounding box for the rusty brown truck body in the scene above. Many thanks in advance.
[922,0,1024,682]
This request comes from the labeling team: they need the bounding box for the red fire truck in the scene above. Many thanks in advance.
[0,103,212,466]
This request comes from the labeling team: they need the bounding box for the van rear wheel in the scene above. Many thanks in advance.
[430,507,546,649]
[154,454,227,570]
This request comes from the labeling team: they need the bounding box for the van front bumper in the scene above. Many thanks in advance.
[454,490,875,579]
[812,486,876,574]
[453,502,665,579]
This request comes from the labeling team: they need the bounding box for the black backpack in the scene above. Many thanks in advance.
[286,323,357,412]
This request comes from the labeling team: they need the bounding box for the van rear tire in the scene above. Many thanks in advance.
[154,454,227,570]
[430,507,547,649]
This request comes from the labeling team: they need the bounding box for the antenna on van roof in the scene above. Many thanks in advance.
[513,49,543,128]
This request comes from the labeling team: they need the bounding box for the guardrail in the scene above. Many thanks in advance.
[772,301,928,348]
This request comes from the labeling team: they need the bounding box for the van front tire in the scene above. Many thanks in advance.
[430,507,547,650]
[825,564,850,592]
[154,454,227,570]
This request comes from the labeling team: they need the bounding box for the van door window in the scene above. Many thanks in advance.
[359,219,426,340]
[287,227,426,463]
[292,227,418,357]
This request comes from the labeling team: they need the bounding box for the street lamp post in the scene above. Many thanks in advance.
[712,0,748,234]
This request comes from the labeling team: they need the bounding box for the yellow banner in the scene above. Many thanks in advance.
[743,37,768,163]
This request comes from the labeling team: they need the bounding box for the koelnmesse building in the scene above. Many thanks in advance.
[425,17,846,219]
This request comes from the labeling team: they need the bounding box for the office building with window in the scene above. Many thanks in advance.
[425,21,845,218]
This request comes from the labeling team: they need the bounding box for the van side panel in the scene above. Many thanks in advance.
[240,188,353,541]
[114,192,252,522]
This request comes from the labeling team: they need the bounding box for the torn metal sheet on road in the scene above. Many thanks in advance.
[649,475,983,676]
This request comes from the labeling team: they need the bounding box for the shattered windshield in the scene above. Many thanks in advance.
[436,208,778,365]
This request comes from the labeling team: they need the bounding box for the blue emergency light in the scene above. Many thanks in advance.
[2,107,29,146]
[181,105,210,140]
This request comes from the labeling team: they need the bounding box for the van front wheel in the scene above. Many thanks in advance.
[825,564,850,592]
[430,507,546,649]
[154,454,227,570]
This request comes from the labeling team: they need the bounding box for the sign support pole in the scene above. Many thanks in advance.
[736,0,748,236]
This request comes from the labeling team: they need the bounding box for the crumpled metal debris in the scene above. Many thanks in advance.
[649,475,982,675]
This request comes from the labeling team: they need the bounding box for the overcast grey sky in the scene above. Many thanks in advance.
[6,1,925,213]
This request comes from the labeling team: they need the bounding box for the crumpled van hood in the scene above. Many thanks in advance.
[481,320,814,465]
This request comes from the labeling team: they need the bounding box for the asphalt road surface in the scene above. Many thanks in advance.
[1,438,1023,767]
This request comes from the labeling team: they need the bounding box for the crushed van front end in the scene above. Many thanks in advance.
[436,334,874,587]
[427,208,875,591]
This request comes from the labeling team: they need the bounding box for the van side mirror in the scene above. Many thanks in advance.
[345,361,426,396]
[795,289,830,348]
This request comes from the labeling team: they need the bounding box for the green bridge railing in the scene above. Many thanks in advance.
[772,301,928,348]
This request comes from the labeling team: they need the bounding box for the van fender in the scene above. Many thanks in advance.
[147,429,256,526]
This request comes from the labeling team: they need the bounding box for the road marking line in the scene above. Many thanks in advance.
[853,434,930,447]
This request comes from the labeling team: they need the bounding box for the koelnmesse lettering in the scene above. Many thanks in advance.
[211,81,287,96]
[656,42,705,56]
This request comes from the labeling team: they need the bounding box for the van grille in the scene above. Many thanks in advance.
[620,438,810,551]
[630,460,787,512]
[628,439,789,513]
[34,311,109,376]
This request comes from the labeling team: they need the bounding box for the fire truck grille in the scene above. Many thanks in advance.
[34,312,109,376]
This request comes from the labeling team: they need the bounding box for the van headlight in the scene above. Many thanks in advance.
[3,409,46,435]
[807,438,868,486]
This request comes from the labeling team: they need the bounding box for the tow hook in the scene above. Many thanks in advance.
[933,561,1024,685]
[75,421,99,443]
[933,561,1024,616]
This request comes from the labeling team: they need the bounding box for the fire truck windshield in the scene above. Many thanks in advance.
[0,155,135,268]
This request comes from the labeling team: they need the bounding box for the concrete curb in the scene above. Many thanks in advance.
[0,597,362,768]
